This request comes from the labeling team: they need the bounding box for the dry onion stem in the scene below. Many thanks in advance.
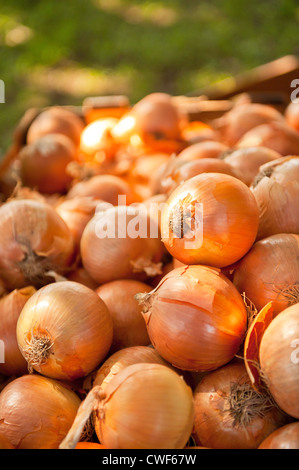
[22,326,54,373]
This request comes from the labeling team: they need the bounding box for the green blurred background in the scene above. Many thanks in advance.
[0,0,298,153]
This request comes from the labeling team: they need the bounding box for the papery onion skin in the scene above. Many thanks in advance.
[16,281,113,381]
[81,205,165,285]
[0,286,36,376]
[19,133,76,194]
[93,345,172,391]
[75,442,106,449]
[259,302,299,419]
[161,172,259,268]
[258,422,299,449]
[0,374,81,449]
[0,199,75,290]
[95,363,195,449]
[96,279,152,353]
[193,362,290,449]
[138,265,248,372]
[233,233,299,315]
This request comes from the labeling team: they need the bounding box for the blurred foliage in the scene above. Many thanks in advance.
[0,0,298,152]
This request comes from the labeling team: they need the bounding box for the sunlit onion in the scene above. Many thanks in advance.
[161,172,259,268]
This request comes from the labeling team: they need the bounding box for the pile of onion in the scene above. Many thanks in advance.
[192,362,290,449]
[60,363,194,449]
[136,265,248,371]
[161,172,259,268]
[0,374,81,449]
[233,233,299,315]
[0,199,75,290]
[16,281,113,381]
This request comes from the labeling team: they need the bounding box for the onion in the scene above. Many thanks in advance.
[236,121,299,156]
[16,281,113,381]
[92,345,172,391]
[26,106,85,147]
[56,196,100,251]
[111,92,186,154]
[60,363,194,449]
[75,442,106,449]
[0,433,14,449]
[251,156,299,239]
[0,374,81,449]
[67,266,99,290]
[79,117,119,161]
[177,140,229,162]
[96,279,151,353]
[67,174,136,205]
[259,302,299,419]
[81,205,165,285]
[161,172,259,268]
[160,157,239,195]
[258,422,299,449]
[19,133,76,194]
[193,362,290,449]
[136,265,247,371]
[0,286,36,376]
[181,120,220,145]
[233,234,299,315]
[223,146,281,186]
[214,102,285,146]
[0,199,75,290]
[285,101,299,132]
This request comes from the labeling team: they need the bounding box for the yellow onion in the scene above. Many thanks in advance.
[26,106,85,147]
[161,172,259,268]
[96,279,152,353]
[81,205,165,285]
[0,286,36,376]
[67,266,99,290]
[176,140,229,162]
[233,233,299,315]
[60,363,194,449]
[0,374,81,449]
[251,156,299,240]
[223,146,281,186]
[214,102,285,146]
[193,362,290,449]
[16,281,113,381]
[0,199,75,290]
[66,174,136,205]
[259,302,299,419]
[258,422,299,449]
[92,345,172,391]
[136,265,247,371]
[55,196,100,251]
[19,133,76,194]
[236,121,299,156]
[285,101,299,132]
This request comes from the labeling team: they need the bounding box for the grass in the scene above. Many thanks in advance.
[0,0,298,153]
